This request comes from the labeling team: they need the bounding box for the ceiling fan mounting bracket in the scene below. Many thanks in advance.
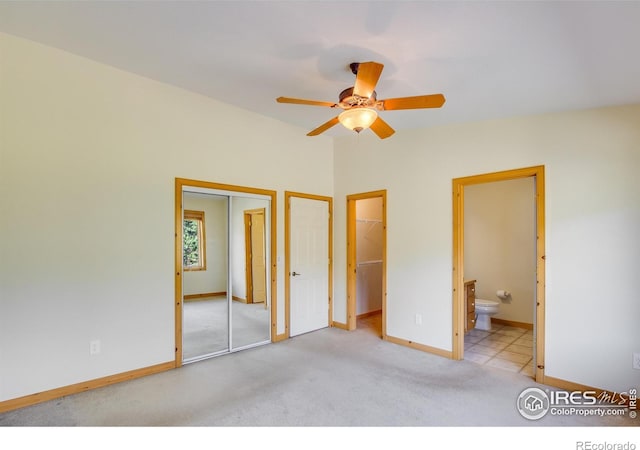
[349,62,360,75]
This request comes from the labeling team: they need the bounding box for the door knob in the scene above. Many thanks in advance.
[291,271,301,276]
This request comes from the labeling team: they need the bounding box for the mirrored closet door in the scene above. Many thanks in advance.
[181,187,271,364]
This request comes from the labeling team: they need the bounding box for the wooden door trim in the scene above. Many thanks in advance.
[346,190,387,336]
[284,191,333,339]
[175,178,277,367]
[451,165,545,384]
[244,212,253,303]
[244,208,266,304]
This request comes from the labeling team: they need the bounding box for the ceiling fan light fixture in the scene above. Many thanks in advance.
[277,61,444,138]
[338,108,377,133]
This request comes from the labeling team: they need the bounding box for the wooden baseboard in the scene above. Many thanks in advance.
[331,321,349,330]
[0,361,175,414]
[356,309,382,319]
[492,317,533,330]
[184,293,248,303]
[183,291,226,301]
[384,334,453,359]
[273,332,288,342]
[543,375,632,406]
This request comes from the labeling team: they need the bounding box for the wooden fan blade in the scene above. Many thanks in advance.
[307,116,340,136]
[277,97,336,107]
[381,94,446,110]
[352,62,384,99]
[370,116,395,139]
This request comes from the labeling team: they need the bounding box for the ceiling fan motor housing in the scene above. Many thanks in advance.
[338,87,378,109]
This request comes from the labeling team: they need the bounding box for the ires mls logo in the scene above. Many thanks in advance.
[517,387,550,420]
[516,387,637,420]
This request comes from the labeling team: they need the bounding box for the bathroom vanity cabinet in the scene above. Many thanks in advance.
[464,279,476,333]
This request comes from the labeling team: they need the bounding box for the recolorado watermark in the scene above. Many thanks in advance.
[576,442,636,450]
[516,386,637,420]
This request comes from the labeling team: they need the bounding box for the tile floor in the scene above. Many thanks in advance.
[464,323,534,378]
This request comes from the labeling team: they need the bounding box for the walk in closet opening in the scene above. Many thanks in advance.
[346,190,387,337]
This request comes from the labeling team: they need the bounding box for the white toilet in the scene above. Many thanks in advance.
[475,298,500,331]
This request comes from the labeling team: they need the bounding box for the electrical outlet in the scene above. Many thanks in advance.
[415,314,422,325]
[90,340,101,355]
[633,353,640,370]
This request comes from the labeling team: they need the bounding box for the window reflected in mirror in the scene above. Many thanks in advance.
[183,210,206,271]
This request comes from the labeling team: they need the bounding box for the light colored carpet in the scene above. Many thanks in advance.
[0,314,635,429]
[182,296,270,360]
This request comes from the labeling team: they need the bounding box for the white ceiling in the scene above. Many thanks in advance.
[2,1,640,138]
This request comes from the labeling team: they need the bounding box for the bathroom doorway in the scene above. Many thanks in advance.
[452,166,546,384]
[346,190,386,338]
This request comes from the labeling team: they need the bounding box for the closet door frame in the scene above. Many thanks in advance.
[345,190,387,335]
[174,178,277,368]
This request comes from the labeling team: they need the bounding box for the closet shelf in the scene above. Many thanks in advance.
[356,218,382,224]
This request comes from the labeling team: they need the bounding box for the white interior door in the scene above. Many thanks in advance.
[289,196,329,337]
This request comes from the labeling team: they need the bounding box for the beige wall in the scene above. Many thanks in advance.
[334,103,640,393]
[0,33,333,401]
[464,177,535,324]
[2,30,639,402]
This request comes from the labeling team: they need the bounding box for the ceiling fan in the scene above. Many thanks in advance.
[276,61,445,139]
